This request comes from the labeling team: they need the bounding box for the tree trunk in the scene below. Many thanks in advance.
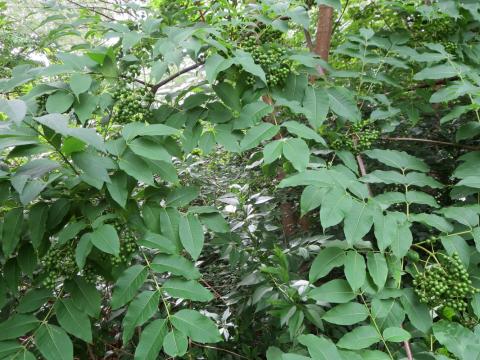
[261,96,298,238]
[314,5,334,63]
[300,5,335,230]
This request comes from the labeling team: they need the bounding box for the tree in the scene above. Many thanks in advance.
[0,0,479,359]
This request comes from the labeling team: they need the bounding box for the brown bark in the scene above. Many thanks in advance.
[280,202,297,238]
[262,96,298,238]
[298,214,311,232]
[266,5,337,237]
[298,5,336,230]
[314,5,334,62]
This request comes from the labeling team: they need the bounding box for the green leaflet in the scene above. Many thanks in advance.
[134,319,168,360]
[0,314,39,341]
[298,334,341,360]
[235,101,273,129]
[121,123,179,141]
[433,320,480,359]
[343,201,374,246]
[64,277,101,318]
[400,288,432,333]
[364,149,429,172]
[128,137,173,162]
[0,98,27,124]
[2,207,24,257]
[320,187,353,229]
[166,186,199,207]
[163,279,213,302]
[326,87,361,122]
[163,329,188,357]
[119,151,155,186]
[138,232,178,254]
[69,73,92,97]
[35,324,73,360]
[382,327,411,342]
[111,265,148,310]
[46,91,74,113]
[205,54,233,84]
[309,247,345,282]
[240,123,280,150]
[34,114,105,152]
[367,253,388,290]
[344,251,366,291]
[122,291,160,344]
[106,171,128,208]
[302,87,330,129]
[309,279,356,303]
[28,203,48,249]
[17,288,53,313]
[301,186,327,215]
[233,50,267,83]
[151,254,201,280]
[322,302,369,325]
[55,299,92,343]
[413,63,459,80]
[336,325,380,350]
[282,120,326,144]
[171,309,222,343]
[90,224,120,256]
[179,213,204,260]
[282,138,310,172]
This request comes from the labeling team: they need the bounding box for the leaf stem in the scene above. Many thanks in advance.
[359,293,394,360]
[26,122,80,175]
[140,250,171,320]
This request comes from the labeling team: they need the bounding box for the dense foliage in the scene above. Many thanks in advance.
[1,0,480,359]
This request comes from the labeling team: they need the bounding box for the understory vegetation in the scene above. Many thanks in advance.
[1,0,480,359]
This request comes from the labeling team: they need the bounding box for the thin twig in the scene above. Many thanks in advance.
[383,136,480,151]
[356,153,373,196]
[304,29,314,51]
[332,0,350,34]
[200,278,223,300]
[26,123,80,175]
[119,74,152,88]
[64,0,116,21]
[151,62,204,94]
[192,342,249,359]
[352,136,373,196]
[87,344,96,360]
[403,339,414,360]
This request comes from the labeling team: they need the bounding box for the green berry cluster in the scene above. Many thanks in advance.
[258,26,283,43]
[41,245,77,289]
[424,235,438,245]
[82,264,98,285]
[410,16,458,53]
[330,120,380,153]
[36,95,48,115]
[413,253,478,312]
[111,224,137,266]
[131,44,150,62]
[123,63,141,83]
[239,31,291,88]
[112,83,154,123]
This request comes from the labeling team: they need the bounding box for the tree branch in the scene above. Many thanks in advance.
[383,136,480,151]
[356,153,373,196]
[151,62,204,94]
[304,29,314,52]
[64,0,116,21]
[332,0,350,34]
[119,74,152,88]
